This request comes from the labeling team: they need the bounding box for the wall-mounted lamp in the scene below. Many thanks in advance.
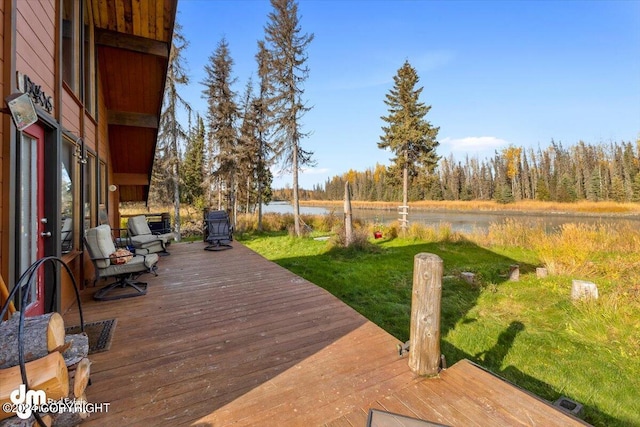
[4,93,37,131]
[108,184,117,192]
[73,138,87,164]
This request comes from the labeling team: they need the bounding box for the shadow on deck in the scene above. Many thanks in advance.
[63,241,588,426]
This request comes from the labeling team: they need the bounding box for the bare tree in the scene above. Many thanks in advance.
[154,22,191,241]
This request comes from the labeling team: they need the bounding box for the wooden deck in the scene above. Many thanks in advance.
[62,241,588,426]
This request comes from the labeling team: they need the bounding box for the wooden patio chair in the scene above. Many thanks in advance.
[85,224,159,301]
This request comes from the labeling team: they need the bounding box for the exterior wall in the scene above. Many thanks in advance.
[3,0,95,312]
[15,1,55,117]
[0,1,6,293]
[61,91,81,135]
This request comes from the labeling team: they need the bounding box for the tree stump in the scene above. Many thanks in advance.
[509,265,520,281]
[536,267,548,278]
[571,280,598,300]
[460,272,476,285]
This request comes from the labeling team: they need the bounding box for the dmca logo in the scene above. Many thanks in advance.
[3,384,110,419]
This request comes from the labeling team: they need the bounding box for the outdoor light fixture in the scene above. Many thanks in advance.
[4,92,37,131]
[73,138,88,164]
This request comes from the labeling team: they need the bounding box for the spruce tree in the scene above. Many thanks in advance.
[263,0,314,237]
[378,60,439,229]
[201,37,239,217]
[181,115,205,207]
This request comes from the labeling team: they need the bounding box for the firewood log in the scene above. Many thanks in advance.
[0,352,69,421]
[51,393,89,427]
[0,413,52,427]
[60,335,88,368]
[0,313,66,369]
[66,358,90,398]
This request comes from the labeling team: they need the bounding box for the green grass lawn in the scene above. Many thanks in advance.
[239,231,640,427]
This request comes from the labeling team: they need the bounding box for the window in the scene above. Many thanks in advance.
[99,160,107,207]
[62,0,79,92]
[61,138,78,253]
[84,151,96,230]
[83,2,95,114]
[63,0,95,114]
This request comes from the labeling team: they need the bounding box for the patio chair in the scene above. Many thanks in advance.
[60,217,73,254]
[85,224,159,301]
[127,215,175,256]
[204,210,233,251]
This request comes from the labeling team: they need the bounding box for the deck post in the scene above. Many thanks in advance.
[409,253,443,377]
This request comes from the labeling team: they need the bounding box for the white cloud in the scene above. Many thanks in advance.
[413,50,455,73]
[300,167,330,175]
[440,136,510,156]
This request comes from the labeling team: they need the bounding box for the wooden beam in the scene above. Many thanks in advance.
[113,173,149,186]
[95,28,169,58]
[108,110,158,128]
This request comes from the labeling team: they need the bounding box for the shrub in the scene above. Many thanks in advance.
[331,224,376,251]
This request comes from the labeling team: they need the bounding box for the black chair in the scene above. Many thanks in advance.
[203,210,233,251]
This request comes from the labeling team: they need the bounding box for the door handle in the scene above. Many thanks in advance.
[40,231,52,237]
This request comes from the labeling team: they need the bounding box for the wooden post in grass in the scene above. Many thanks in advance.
[344,182,353,246]
[409,253,443,377]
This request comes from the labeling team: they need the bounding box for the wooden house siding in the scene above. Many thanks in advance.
[0,0,176,312]
[15,1,55,113]
[61,90,81,135]
[0,0,6,290]
[84,115,96,148]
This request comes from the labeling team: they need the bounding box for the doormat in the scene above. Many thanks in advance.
[65,318,117,354]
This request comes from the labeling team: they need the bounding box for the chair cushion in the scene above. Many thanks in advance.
[86,225,116,269]
[128,215,152,236]
[98,253,158,278]
[130,235,164,252]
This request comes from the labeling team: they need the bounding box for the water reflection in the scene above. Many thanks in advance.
[262,201,639,234]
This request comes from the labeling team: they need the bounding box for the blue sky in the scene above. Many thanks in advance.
[178,0,640,189]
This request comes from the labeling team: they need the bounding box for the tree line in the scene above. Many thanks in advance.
[150,0,313,235]
[150,0,638,239]
[310,139,640,203]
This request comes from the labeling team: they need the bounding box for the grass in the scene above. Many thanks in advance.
[238,220,640,427]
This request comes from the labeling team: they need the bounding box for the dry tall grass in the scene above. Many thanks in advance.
[301,199,640,215]
[475,218,640,282]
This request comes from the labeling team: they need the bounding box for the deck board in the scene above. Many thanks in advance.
[61,241,588,426]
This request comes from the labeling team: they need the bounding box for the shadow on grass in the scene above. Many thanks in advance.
[443,323,626,427]
[260,235,628,427]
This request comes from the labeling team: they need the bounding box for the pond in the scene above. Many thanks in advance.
[262,201,640,234]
